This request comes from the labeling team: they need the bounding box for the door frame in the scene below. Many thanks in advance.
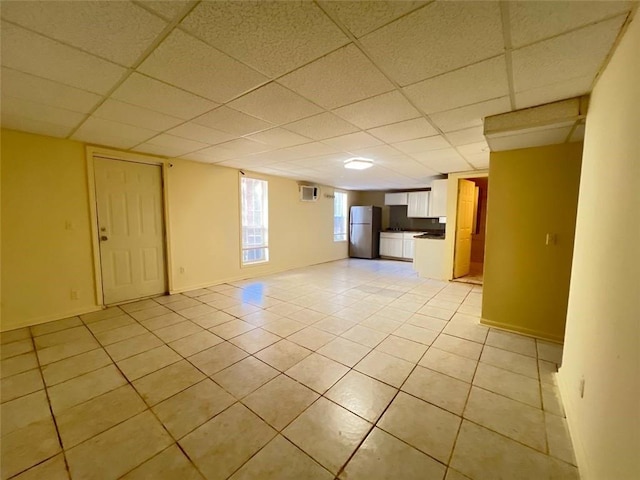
[443,170,489,280]
[86,146,173,307]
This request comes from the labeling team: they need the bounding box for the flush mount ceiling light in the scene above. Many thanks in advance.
[344,157,374,170]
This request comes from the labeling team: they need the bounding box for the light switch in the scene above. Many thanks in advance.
[545,233,557,246]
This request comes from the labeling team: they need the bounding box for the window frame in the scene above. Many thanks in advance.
[333,190,348,242]
[240,176,269,266]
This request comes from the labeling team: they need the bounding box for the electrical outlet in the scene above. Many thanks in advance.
[70,290,79,300]
[579,377,585,398]
[179,267,185,274]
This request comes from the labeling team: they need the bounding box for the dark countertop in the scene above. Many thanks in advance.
[413,233,446,240]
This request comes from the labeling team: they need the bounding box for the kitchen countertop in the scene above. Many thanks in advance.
[413,233,446,240]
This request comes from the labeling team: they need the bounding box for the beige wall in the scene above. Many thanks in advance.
[558,14,640,480]
[481,143,582,341]
[352,190,388,228]
[1,129,348,330]
[167,159,348,291]
[1,130,98,329]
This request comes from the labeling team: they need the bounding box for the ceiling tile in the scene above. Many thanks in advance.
[181,1,348,77]
[367,117,438,143]
[445,126,486,147]
[349,144,403,159]
[318,0,428,37]
[193,107,273,136]
[404,56,509,113]
[509,1,633,48]
[142,133,208,152]
[132,143,183,158]
[1,96,85,129]
[138,30,268,103]
[167,123,235,145]
[332,91,421,129]
[245,128,311,148]
[282,112,359,140]
[139,0,192,21]
[278,44,394,109]
[415,149,472,173]
[457,141,490,158]
[1,67,101,114]
[512,16,626,93]
[93,99,183,131]
[216,138,272,156]
[1,22,126,94]
[241,149,302,164]
[392,135,451,155]
[229,83,323,125]
[466,153,490,169]
[0,113,74,138]
[283,142,339,159]
[1,1,166,66]
[430,96,511,132]
[72,117,157,149]
[111,73,219,120]
[322,131,384,151]
[360,1,504,85]
[514,76,593,110]
[185,146,236,164]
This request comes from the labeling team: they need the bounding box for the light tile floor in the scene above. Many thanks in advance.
[0,259,578,480]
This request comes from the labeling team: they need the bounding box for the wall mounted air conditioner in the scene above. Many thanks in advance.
[300,185,319,202]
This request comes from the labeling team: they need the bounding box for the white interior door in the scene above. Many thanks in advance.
[95,158,166,304]
[454,179,476,278]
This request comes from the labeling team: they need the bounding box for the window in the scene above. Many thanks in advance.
[334,191,348,242]
[241,177,269,265]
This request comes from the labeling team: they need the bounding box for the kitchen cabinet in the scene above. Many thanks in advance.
[407,191,430,217]
[403,233,416,260]
[380,232,423,260]
[429,179,448,217]
[384,192,408,205]
[380,233,403,258]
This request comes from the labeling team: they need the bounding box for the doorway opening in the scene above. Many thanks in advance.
[453,176,489,285]
[93,156,168,305]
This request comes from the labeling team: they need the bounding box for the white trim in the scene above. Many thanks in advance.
[85,145,171,307]
[557,368,589,480]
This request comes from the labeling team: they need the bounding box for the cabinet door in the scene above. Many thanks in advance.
[407,191,430,217]
[380,237,392,256]
[403,239,415,259]
[429,179,448,217]
[385,192,408,205]
[389,239,404,257]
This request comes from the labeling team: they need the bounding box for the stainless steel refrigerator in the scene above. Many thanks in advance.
[349,206,382,259]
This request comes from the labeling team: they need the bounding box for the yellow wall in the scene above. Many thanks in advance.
[1,130,98,329]
[167,159,348,291]
[558,14,640,480]
[1,129,348,330]
[481,143,582,341]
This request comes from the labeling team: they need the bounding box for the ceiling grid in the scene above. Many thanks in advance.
[0,0,635,189]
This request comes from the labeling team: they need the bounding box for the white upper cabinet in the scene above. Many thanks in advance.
[384,192,408,205]
[429,179,448,217]
[407,191,430,217]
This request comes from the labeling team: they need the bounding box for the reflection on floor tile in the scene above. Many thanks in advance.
[0,259,576,480]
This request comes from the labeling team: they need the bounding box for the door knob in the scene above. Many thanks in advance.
[100,235,108,241]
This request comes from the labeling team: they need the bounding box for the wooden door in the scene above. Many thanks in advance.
[95,158,166,304]
[454,179,475,278]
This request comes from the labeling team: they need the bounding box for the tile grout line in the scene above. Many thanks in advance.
[25,329,73,479]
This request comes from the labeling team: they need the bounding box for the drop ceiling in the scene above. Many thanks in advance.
[0,1,635,190]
